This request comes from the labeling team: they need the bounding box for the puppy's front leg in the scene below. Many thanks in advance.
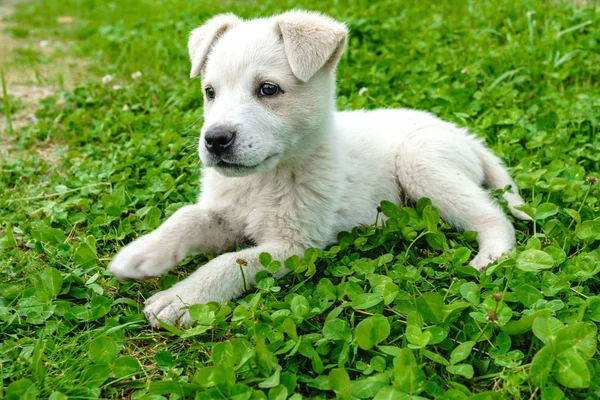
[108,205,240,281]
[143,243,296,328]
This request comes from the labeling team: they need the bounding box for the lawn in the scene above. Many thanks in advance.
[1,0,599,398]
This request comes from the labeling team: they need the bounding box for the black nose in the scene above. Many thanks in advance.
[204,127,235,155]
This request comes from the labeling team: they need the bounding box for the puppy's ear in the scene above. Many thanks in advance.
[276,10,348,82]
[188,13,241,78]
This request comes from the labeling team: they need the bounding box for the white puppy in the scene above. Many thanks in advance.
[108,11,530,328]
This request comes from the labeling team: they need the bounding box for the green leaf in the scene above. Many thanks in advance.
[81,364,110,387]
[378,346,402,357]
[73,242,97,266]
[422,205,440,232]
[374,386,421,400]
[90,295,112,319]
[532,316,564,345]
[232,305,250,322]
[516,249,554,272]
[351,373,389,399]
[459,282,480,305]
[502,309,553,335]
[213,342,235,367]
[370,356,386,372]
[424,325,448,344]
[380,201,409,226]
[150,381,203,396]
[422,349,450,366]
[323,318,352,342]
[352,293,383,310]
[290,295,309,318]
[268,385,288,400]
[214,363,236,392]
[48,392,68,400]
[355,315,390,350]
[576,220,600,241]
[155,351,176,368]
[393,348,426,394]
[425,232,447,250]
[446,364,474,379]
[534,203,559,220]
[259,252,272,267]
[450,341,475,365]
[541,386,565,400]
[468,391,503,400]
[259,365,282,389]
[33,267,63,301]
[552,348,590,388]
[0,224,17,250]
[113,356,141,378]
[255,339,277,376]
[6,379,36,400]
[553,323,596,359]
[88,336,119,365]
[530,345,555,387]
[189,303,215,326]
[406,325,431,348]
[416,292,443,323]
[373,281,399,305]
[515,284,543,308]
[328,368,352,400]
[453,247,471,265]
[229,384,253,400]
[587,297,600,322]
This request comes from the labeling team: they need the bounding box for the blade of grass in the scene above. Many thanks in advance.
[1,68,12,135]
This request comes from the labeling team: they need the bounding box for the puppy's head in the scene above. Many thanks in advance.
[188,11,348,177]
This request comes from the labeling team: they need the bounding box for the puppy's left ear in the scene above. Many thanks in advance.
[188,13,242,78]
[276,10,348,82]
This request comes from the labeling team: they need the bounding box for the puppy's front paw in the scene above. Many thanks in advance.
[108,233,184,280]
[143,287,195,329]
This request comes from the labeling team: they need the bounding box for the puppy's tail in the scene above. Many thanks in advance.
[472,139,532,221]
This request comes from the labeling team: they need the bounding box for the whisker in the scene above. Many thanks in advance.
[179,115,204,134]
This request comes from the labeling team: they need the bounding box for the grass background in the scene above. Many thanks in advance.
[1,0,599,399]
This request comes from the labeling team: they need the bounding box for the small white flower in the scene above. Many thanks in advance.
[101,74,113,84]
[122,104,130,111]
[131,71,142,80]
[461,67,470,74]
[112,85,123,91]
[39,40,51,48]
[358,87,369,96]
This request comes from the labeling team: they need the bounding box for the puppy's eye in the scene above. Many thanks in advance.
[258,83,281,97]
[205,87,216,100]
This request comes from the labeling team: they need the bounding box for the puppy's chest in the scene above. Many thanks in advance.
[214,173,340,246]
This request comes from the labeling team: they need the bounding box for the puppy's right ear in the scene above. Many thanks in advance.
[276,11,348,82]
[188,13,241,78]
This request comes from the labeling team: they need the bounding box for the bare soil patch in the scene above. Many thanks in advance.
[0,0,87,159]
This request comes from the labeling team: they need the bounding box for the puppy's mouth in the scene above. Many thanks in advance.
[216,160,253,169]
[212,154,279,173]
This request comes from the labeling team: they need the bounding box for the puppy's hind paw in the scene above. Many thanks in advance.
[470,249,503,272]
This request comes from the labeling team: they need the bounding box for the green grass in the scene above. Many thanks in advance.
[1,0,599,398]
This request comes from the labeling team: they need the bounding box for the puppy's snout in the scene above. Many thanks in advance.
[204,127,235,156]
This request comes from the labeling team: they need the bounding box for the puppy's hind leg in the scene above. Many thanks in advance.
[472,140,532,221]
[397,164,516,271]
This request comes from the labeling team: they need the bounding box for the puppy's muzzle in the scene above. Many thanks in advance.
[205,127,235,156]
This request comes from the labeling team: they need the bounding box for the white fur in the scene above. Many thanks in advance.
[108,11,530,328]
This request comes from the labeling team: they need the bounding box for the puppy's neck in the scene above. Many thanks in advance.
[277,117,340,179]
